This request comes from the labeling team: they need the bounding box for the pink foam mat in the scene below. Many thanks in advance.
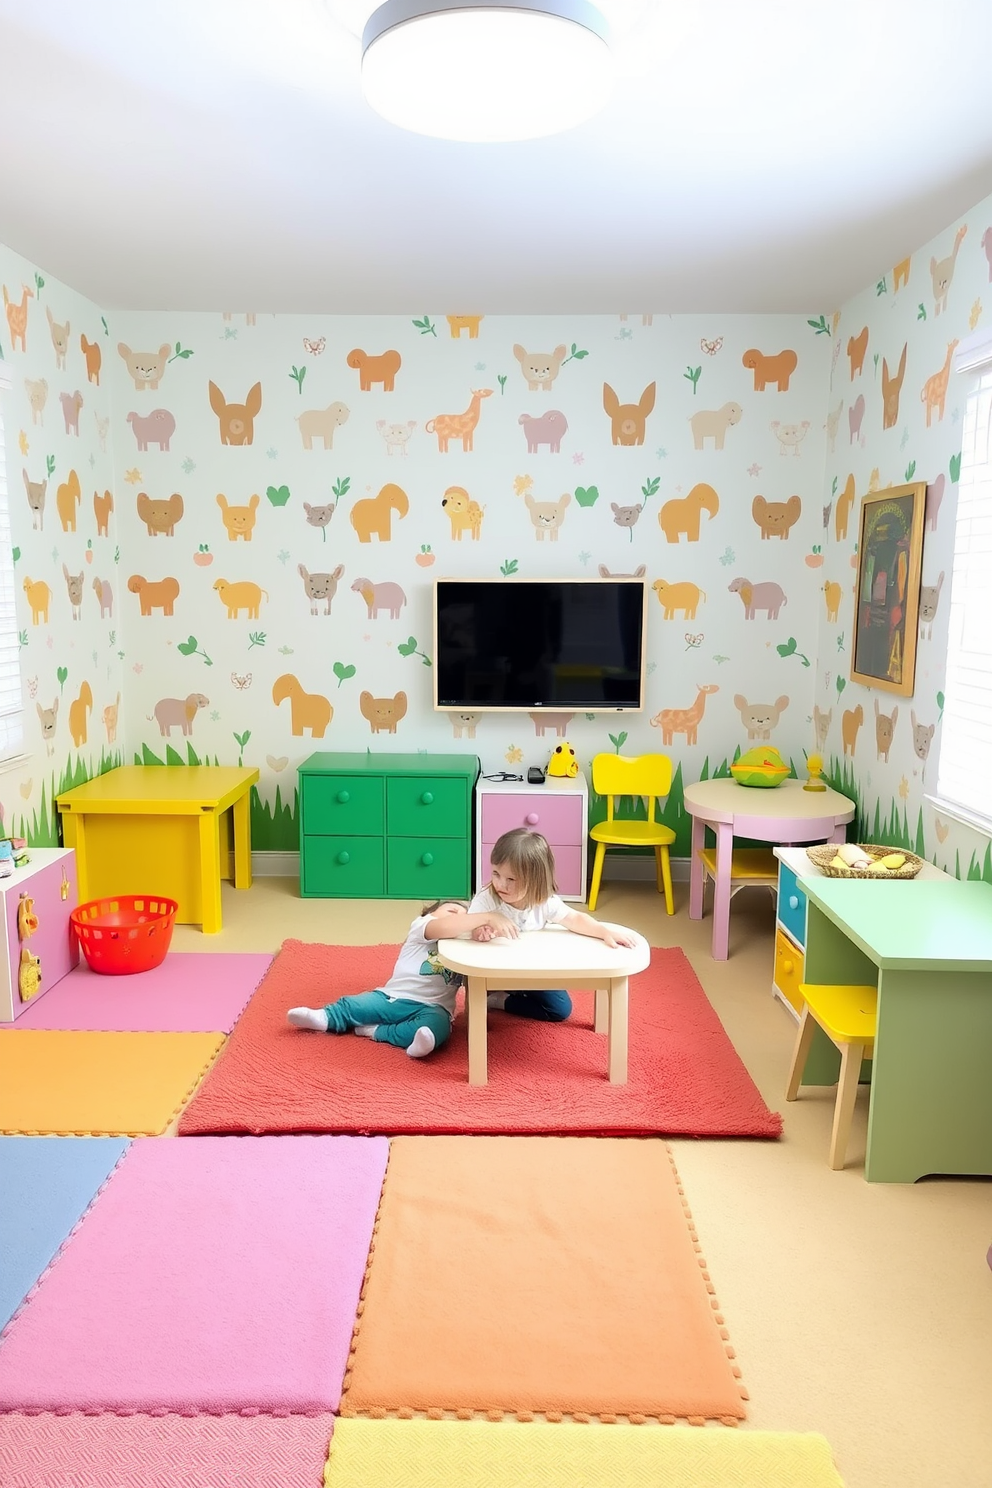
[4,953,272,1033]
[0,1135,388,1415]
[0,1411,334,1488]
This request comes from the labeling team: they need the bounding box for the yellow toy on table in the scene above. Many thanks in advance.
[547,741,579,778]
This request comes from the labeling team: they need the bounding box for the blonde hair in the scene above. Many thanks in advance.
[489,828,557,909]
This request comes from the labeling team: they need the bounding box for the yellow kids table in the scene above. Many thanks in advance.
[56,766,258,933]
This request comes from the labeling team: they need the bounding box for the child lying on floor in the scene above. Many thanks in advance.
[286,900,517,1059]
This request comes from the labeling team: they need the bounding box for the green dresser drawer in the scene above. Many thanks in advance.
[302,836,384,897]
[386,837,470,899]
[302,776,384,836]
[386,776,467,838]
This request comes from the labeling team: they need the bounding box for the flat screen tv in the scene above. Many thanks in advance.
[433,578,646,712]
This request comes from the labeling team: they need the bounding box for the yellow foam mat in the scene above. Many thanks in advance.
[0,1030,225,1135]
[324,1418,846,1487]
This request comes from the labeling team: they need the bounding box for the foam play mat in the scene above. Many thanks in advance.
[342,1136,747,1424]
[5,952,272,1032]
[0,1411,336,1488]
[325,1418,847,1487]
[0,1135,388,1413]
[0,1030,224,1135]
[0,1137,129,1330]
[178,940,783,1138]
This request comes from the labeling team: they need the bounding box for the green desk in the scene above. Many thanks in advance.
[800,877,992,1183]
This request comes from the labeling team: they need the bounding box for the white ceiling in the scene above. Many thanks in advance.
[2,0,992,315]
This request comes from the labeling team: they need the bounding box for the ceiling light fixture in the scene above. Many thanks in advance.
[361,0,614,143]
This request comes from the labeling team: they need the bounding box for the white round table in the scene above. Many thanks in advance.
[437,926,650,1086]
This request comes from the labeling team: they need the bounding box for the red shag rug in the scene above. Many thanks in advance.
[177,940,782,1139]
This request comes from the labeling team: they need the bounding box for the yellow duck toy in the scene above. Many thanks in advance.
[547,741,579,778]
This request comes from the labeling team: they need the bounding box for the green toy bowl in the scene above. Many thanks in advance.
[730,749,791,788]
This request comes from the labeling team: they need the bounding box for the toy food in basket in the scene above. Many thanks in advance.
[805,843,924,879]
[70,895,178,974]
[730,747,791,788]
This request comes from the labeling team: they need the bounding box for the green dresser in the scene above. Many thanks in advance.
[298,752,479,899]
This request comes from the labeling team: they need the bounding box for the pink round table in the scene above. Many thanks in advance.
[683,777,855,960]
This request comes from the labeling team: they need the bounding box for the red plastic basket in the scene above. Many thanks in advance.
[70,895,178,975]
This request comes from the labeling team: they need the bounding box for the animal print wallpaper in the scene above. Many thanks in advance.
[101,308,830,852]
[816,185,992,880]
[0,246,124,844]
[7,193,992,878]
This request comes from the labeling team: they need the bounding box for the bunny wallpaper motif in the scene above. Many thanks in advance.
[2,185,992,876]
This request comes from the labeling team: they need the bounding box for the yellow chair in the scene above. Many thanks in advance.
[588,753,676,914]
[785,981,877,1170]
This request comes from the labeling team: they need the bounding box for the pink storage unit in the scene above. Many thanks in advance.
[0,849,79,1023]
[475,772,588,901]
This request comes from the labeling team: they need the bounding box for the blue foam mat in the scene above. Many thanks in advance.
[0,1136,129,1329]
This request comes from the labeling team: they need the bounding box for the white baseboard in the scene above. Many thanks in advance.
[251,851,300,877]
[249,852,692,882]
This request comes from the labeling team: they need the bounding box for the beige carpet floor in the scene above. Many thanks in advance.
[170,874,992,1488]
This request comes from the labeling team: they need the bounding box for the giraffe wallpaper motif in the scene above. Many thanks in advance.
[2,182,992,875]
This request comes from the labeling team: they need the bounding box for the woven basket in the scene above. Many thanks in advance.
[805,844,924,880]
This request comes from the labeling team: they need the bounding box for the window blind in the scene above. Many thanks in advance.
[0,383,25,763]
[935,366,992,825]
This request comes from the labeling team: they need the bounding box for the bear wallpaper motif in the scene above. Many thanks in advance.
[2,186,992,876]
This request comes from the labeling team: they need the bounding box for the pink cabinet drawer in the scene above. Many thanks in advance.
[480,842,584,899]
[480,793,583,843]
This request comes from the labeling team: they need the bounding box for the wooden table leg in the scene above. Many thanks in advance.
[64,814,88,902]
[607,976,629,1083]
[711,821,734,961]
[688,814,705,920]
[594,988,608,1034]
[198,811,223,934]
[466,976,488,1085]
[232,789,253,889]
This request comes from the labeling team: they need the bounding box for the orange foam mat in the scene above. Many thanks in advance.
[0,1030,225,1136]
[342,1136,747,1425]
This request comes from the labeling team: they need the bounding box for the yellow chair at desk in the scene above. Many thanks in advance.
[588,753,675,914]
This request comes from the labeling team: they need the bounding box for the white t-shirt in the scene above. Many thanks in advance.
[467,887,572,934]
[380,914,462,1013]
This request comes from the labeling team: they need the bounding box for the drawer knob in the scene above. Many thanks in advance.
[421,791,434,805]
[336,790,350,804]
[788,894,799,910]
[336,850,351,865]
[421,852,434,866]
[782,958,794,975]
[525,812,539,826]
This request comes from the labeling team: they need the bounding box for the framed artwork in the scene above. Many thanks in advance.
[850,481,926,696]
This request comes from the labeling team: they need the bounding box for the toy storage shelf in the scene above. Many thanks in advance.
[771,845,952,1020]
[298,752,479,900]
[0,849,78,1023]
[475,771,588,902]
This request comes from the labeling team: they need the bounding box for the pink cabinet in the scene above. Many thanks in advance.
[475,773,588,901]
[0,848,78,1023]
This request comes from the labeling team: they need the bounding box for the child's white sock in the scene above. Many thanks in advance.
[287,1007,329,1031]
[353,1024,378,1039]
[487,992,508,1010]
[407,1026,436,1058]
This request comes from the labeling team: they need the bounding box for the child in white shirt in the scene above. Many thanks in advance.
[468,828,638,1022]
[286,899,516,1058]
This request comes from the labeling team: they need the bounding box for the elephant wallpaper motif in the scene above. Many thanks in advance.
[3,197,992,875]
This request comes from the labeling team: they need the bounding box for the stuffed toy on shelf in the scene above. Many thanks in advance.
[547,741,579,778]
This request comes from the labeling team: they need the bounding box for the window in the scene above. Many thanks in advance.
[0,373,26,766]
[932,343,992,830]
